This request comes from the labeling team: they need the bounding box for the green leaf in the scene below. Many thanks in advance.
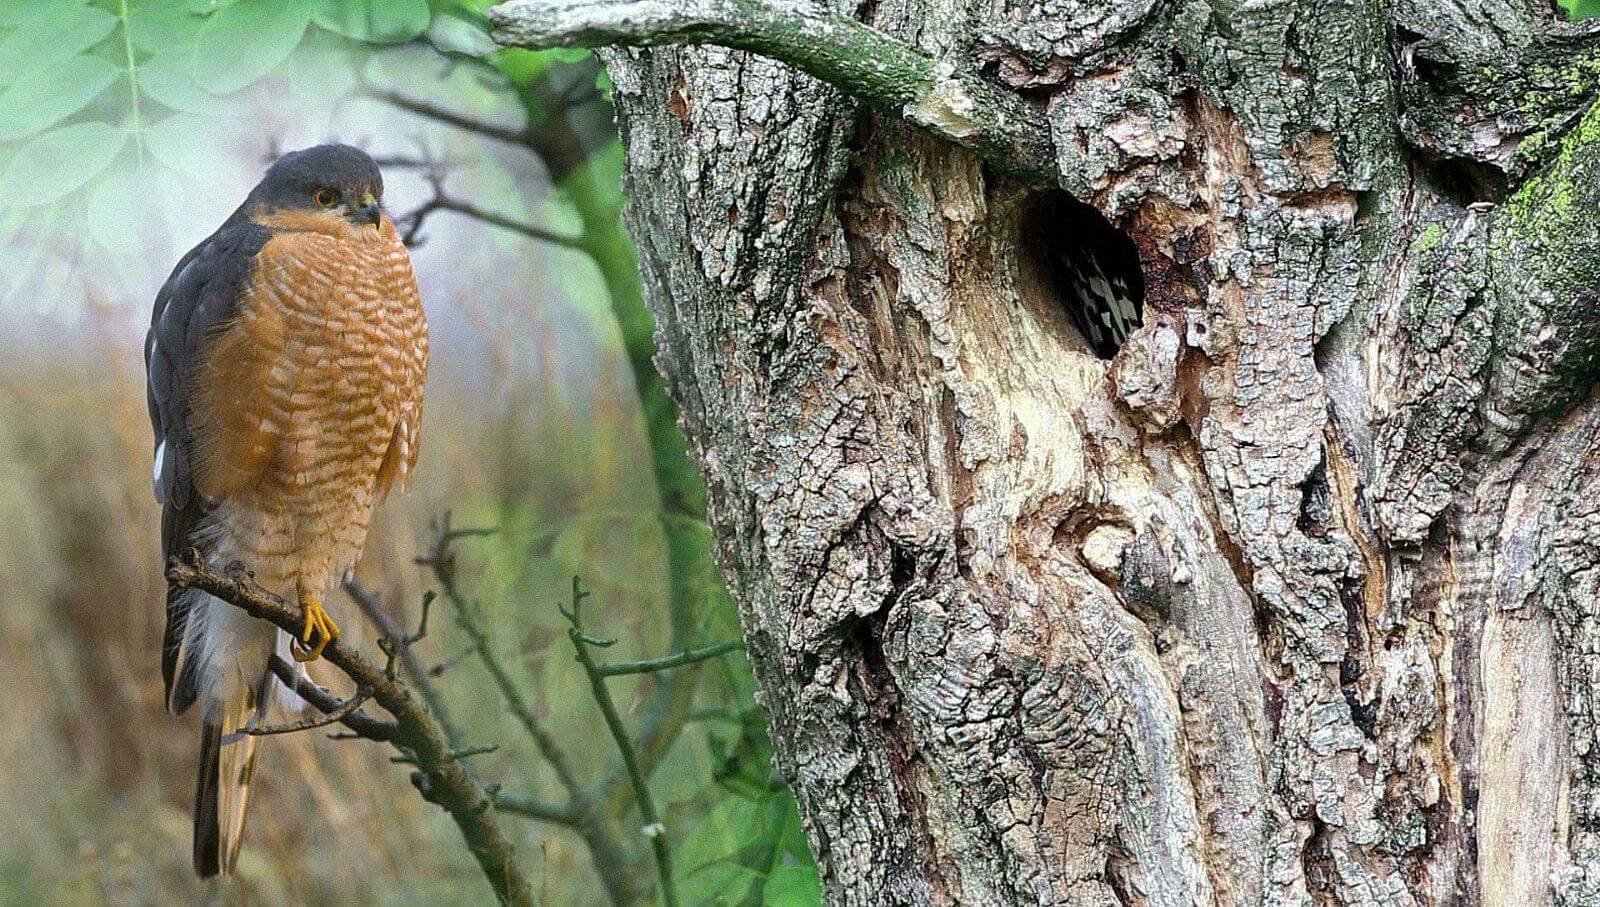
[0,55,121,142]
[85,164,189,257]
[1570,0,1600,19]
[282,27,357,102]
[680,798,775,875]
[490,47,561,85]
[86,167,153,254]
[0,4,117,77]
[0,123,128,209]
[762,862,821,907]
[681,863,764,907]
[425,13,496,57]
[312,0,429,43]
[138,51,222,111]
[0,0,54,27]
[678,791,818,906]
[142,111,235,179]
[191,0,312,94]
[126,0,208,54]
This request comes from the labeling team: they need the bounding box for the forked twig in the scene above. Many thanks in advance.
[561,575,681,907]
[239,689,371,739]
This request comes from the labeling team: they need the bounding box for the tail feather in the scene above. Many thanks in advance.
[193,718,222,877]
[183,585,283,878]
[193,688,260,878]
[165,586,202,715]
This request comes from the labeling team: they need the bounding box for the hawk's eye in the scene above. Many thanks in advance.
[313,188,340,208]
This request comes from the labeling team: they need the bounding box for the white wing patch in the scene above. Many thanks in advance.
[153,440,168,503]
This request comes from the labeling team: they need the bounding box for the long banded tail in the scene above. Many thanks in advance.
[193,687,260,878]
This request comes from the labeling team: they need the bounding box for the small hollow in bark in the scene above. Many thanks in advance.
[1415,149,1509,208]
[1018,191,1146,359]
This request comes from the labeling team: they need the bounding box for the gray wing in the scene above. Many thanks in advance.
[145,219,268,713]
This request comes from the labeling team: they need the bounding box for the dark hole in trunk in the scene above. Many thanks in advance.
[1415,150,1508,207]
[1019,191,1146,359]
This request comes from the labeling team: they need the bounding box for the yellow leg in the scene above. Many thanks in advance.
[292,594,340,662]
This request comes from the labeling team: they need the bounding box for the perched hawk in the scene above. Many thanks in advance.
[144,144,428,877]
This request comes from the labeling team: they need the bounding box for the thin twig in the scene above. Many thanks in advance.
[267,656,400,743]
[421,517,655,903]
[344,575,469,748]
[594,640,740,676]
[562,576,680,907]
[443,525,501,541]
[422,517,585,796]
[392,743,501,764]
[407,196,589,248]
[370,153,451,170]
[371,88,534,147]
[168,553,533,907]
[429,644,478,677]
[686,708,742,725]
[387,154,588,250]
[492,790,577,823]
[414,591,436,641]
[240,689,371,739]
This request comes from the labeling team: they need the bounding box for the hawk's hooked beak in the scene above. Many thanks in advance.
[355,192,381,227]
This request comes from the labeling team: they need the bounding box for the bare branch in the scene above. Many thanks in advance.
[487,0,1056,182]
[412,196,590,249]
[561,576,680,907]
[417,523,653,902]
[370,154,451,170]
[240,688,371,739]
[373,88,534,147]
[492,789,578,823]
[420,518,586,797]
[392,743,500,764]
[594,640,740,677]
[167,553,533,907]
[389,153,588,250]
[429,644,477,677]
[344,575,469,747]
[443,525,501,542]
[267,656,400,743]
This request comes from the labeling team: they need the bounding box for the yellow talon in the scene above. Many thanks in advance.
[293,595,340,662]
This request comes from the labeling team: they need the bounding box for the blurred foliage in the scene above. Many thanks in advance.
[1562,0,1600,19]
[0,1,472,249]
[0,1,817,904]
[684,705,821,907]
[0,0,599,228]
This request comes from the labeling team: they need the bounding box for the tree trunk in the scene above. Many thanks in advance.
[495,0,1600,902]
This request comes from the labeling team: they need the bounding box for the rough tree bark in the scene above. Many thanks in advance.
[494,1,1600,904]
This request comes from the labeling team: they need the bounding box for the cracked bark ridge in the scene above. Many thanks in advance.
[491,0,1600,903]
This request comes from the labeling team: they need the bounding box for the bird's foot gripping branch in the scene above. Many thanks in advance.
[167,550,531,902]
[167,520,745,907]
[165,549,534,906]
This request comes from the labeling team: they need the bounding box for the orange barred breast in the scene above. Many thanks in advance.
[193,210,428,596]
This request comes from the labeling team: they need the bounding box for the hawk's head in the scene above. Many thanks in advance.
[250,144,385,228]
